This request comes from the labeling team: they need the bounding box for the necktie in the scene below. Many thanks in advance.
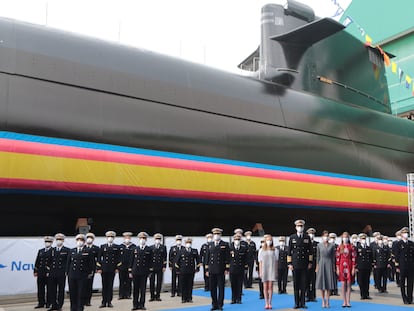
[78,248,81,253]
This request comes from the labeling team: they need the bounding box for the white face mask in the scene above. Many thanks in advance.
[308,234,314,239]
[76,240,84,247]
[342,237,349,244]
[56,240,63,247]
[266,240,273,247]
[155,239,161,245]
[397,235,402,240]
[185,243,192,248]
[279,241,285,246]
[322,236,328,242]
[45,242,52,248]
[296,226,304,233]
[352,238,357,244]
[246,235,251,241]
[139,239,146,246]
[234,240,240,247]
[124,238,131,244]
[360,239,366,245]
[86,238,93,244]
[402,233,409,239]
[378,240,383,246]
[214,234,221,241]
[388,242,393,248]
[207,238,212,243]
[176,240,182,246]
[107,237,114,243]
[329,238,335,244]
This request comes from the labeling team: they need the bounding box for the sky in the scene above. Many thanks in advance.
[0,0,351,72]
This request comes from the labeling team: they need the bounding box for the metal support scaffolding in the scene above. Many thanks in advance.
[406,174,414,239]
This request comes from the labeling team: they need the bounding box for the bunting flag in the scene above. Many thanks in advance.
[365,34,373,46]
[342,16,353,27]
[399,68,404,83]
[391,61,397,73]
[406,75,411,89]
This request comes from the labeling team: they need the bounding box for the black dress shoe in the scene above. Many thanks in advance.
[107,303,113,308]
[85,302,91,306]
[366,296,372,300]
[293,306,299,310]
[210,307,218,311]
[149,298,155,302]
[131,308,139,311]
[170,294,175,297]
[156,297,162,301]
[34,305,44,309]
[99,304,106,308]
[259,295,264,299]
[141,307,146,310]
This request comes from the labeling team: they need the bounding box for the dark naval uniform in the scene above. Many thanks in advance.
[119,242,136,299]
[229,242,248,304]
[67,246,94,311]
[287,233,312,309]
[306,239,318,301]
[83,243,99,306]
[373,243,391,293]
[356,242,373,299]
[392,239,402,286]
[149,243,167,300]
[204,240,230,310]
[394,238,414,304]
[244,240,257,288]
[130,245,153,310]
[48,246,70,310]
[34,246,53,308]
[276,244,289,294]
[175,246,201,303]
[200,241,210,291]
[97,243,121,307]
[169,244,183,296]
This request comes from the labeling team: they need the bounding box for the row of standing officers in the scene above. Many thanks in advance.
[34,224,414,311]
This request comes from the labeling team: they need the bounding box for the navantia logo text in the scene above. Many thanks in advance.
[0,261,34,271]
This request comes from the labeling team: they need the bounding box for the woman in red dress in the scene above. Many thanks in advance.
[336,232,356,308]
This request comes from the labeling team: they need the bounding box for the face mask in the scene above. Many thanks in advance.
[246,235,251,241]
[388,242,393,248]
[107,237,114,243]
[176,240,182,246]
[329,238,335,244]
[207,238,212,243]
[86,238,93,244]
[397,236,402,240]
[234,240,240,247]
[266,240,273,247]
[279,241,285,246]
[383,239,388,244]
[124,238,131,244]
[308,234,314,240]
[352,238,357,244]
[185,243,192,248]
[360,239,366,245]
[155,239,161,245]
[45,242,52,248]
[378,240,383,246]
[56,240,63,247]
[139,239,146,246]
[76,240,84,247]
[342,237,349,243]
[214,234,221,241]
[296,226,304,233]
[402,233,409,239]
[322,236,328,242]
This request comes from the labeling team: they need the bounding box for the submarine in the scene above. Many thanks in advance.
[0,1,413,236]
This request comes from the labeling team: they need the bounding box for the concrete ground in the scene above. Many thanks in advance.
[0,280,411,311]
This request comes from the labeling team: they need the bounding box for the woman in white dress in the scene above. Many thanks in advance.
[258,234,279,309]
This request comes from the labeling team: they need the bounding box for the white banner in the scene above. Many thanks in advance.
[0,236,262,296]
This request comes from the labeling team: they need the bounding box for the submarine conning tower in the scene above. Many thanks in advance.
[240,0,393,114]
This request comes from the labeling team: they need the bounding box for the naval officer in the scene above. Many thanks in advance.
[149,233,167,302]
[200,233,213,291]
[97,231,121,308]
[169,235,183,297]
[355,233,373,300]
[34,236,53,309]
[204,228,230,311]
[48,233,69,311]
[394,227,414,304]
[119,232,136,300]
[288,219,313,309]
[244,231,257,289]
[83,233,99,306]
[306,227,318,302]
[229,234,248,304]
[67,234,94,311]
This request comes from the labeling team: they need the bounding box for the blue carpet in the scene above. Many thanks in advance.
[164,287,410,310]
